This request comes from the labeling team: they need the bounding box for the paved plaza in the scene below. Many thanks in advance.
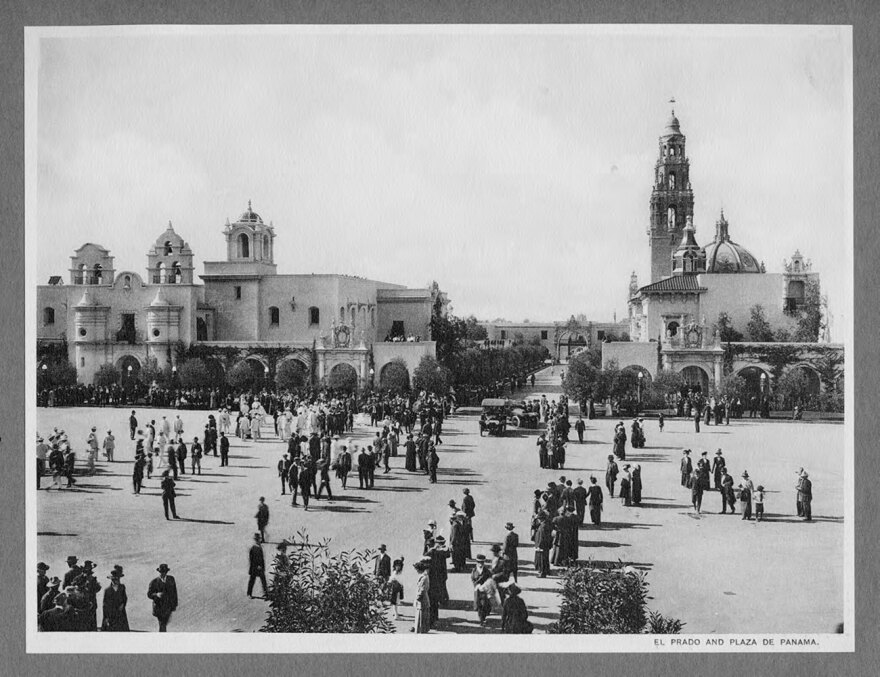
[35,368,845,634]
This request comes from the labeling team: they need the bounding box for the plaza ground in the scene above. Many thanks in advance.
[35,367,846,634]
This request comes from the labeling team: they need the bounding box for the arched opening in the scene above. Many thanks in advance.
[309,306,320,326]
[269,306,280,326]
[667,205,676,231]
[93,264,103,284]
[156,262,166,284]
[238,233,250,258]
[275,358,309,391]
[43,307,55,325]
[196,317,208,341]
[379,361,410,393]
[737,366,770,402]
[116,355,142,387]
[172,262,181,283]
[350,306,356,326]
[668,172,676,190]
[327,362,359,392]
[666,320,679,337]
[340,306,345,322]
[123,274,132,290]
[779,365,821,409]
[371,307,375,327]
[680,365,709,394]
[164,240,173,255]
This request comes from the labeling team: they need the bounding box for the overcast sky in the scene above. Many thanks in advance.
[32,26,851,339]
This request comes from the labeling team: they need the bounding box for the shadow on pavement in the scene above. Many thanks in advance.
[578,540,630,548]
[176,516,235,525]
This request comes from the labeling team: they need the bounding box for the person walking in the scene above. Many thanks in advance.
[219,432,229,467]
[739,472,754,520]
[373,544,391,585]
[255,497,269,542]
[605,455,619,498]
[335,445,351,489]
[462,488,476,541]
[449,512,469,572]
[712,450,726,490]
[298,460,313,511]
[689,468,703,514]
[502,522,520,583]
[795,468,805,517]
[132,452,146,494]
[129,411,138,441]
[586,476,603,525]
[500,583,532,634]
[533,513,552,578]
[574,416,586,444]
[190,437,202,475]
[287,459,300,506]
[175,437,187,476]
[619,465,632,506]
[428,444,440,484]
[412,559,431,633]
[631,464,643,506]
[720,467,736,514]
[36,436,48,490]
[101,565,129,632]
[277,454,290,495]
[102,430,115,462]
[316,458,333,500]
[160,470,179,520]
[147,563,178,632]
[247,533,268,598]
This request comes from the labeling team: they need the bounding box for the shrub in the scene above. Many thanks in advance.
[276,360,308,391]
[378,359,410,394]
[38,360,78,390]
[412,355,451,396]
[94,363,121,387]
[547,560,683,635]
[327,366,359,392]
[227,361,258,391]
[178,358,212,389]
[261,530,394,633]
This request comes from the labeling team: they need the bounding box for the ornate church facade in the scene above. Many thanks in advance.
[603,107,843,399]
[37,202,439,389]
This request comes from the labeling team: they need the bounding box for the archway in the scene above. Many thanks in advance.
[276,358,309,391]
[328,362,359,392]
[680,365,709,394]
[116,355,142,387]
[737,366,770,402]
[379,361,410,393]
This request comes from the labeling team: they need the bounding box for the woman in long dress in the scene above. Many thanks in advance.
[101,567,129,631]
[631,464,642,505]
[619,465,632,506]
[413,561,431,633]
[449,513,469,572]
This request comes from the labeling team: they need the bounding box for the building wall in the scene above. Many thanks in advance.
[699,274,797,335]
[601,341,661,377]
[376,297,433,341]
[372,341,436,384]
[202,278,261,342]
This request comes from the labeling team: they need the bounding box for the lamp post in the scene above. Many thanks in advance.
[264,366,270,392]
[759,372,767,417]
[369,367,375,390]
[637,371,644,412]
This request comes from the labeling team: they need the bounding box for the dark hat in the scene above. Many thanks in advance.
[756,485,765,492]
[448,500,457,507]
[37,562,49,571]
[475,554,487,562]
[47,576,61,587]
[82,560,96,570]
[533,489,543,497]
[490,543,502,553]
[506,582,522,596]
[505,522,515,530]
[378,544,387,551]
[742,471,749,478]
[434,535,446,544]
[277,539,291,550]
[254,532,262,541]
[108,566,124,579]
[701,451,708,456]
[683,449,691,454]
[66,556,78,564]
[607,454,614,460]
[156,563,170,573]
[715,450,722,456]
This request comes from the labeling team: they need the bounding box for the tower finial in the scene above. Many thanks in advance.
[248,199,252,211]
[168,219,173,230]
[669,96,676,115]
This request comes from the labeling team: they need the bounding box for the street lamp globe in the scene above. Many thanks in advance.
[41,364,48,372]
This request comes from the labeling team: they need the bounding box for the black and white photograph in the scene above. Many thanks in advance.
[25,24,853,652]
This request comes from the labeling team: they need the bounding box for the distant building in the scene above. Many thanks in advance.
[480,318,628,362]
[604,106,842,398]
[37,202,440,388]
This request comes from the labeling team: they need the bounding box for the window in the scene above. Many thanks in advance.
[238,233,250,258]
[235,286,242,300]
[118,313,136,344]
[164,240,173,255]
[350,307,356,326]
[668,173,676,190]
[597,330,606,341]
[667,206,676,231]
[152,328,160,338]
[196,317,208,341]
[172,262,181,283]
[540,330,548,340]
[155,262,165,284]
[667,321,679,337]
[80,357,85,367]
[123,275,131,290]
[390,320,405,338]
[371,308,375,327]
[340,306,345,322]
[43,307,55,325]
[309,306,320,326]
[79,328,86,337]
[269,306,280,325]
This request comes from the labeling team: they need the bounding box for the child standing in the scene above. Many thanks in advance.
[754,485,765,522]
[388,557,405,620]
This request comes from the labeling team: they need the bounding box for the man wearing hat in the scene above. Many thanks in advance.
[102,565,129,631]
[36,436,48,490]
[160,470,179,520]
[103,430,115,462]
[573,479,588,525]
[129,410,138,440]
[423,520,437,555]
[799,471,813,521]
[712,450,726,491]
[502,523,520,583]
[373,544,391,584]
[605,455,619,498]
[74,560,102,631]
[462,488,476,541]
[38,589,72,632]
[696,452,711,491]
[427,535,450,625]
[470,554,493,625]
[489,543,510,603]
[740,471,754,520]
[147,563,178,632]
[62,556,81,589]
[37,562,50,612]
[39,577,62,615]
[248,533,268,599]
[450,512,470,572]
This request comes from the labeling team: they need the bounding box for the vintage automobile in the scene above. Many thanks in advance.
[509,400,541,429]
[479,398,510,436]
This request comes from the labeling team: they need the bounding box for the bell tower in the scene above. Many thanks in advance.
[648,99,695,283]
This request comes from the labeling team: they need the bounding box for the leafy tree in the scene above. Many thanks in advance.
[562,353,601,402]
[94,363,121,387]
[378,358,410,394]
[38,360,78,390]
[716,312,744,342]
[548,561,682,634]
[745,305,774,342]
[262,531,394,634]
[716,373,746,401]
[275,360,308,391]
[462,315,488,341]
[327,366,359,392]
[412,354,451,395]
[774,368,812,410]
[140,355,171,388]
[793,279,824,342]
[773,328,792,342]
[227,361,258,391]
[178,358,212,389]
[651,370,685,399]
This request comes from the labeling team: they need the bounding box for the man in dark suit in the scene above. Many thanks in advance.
[160,470,179,520]
[219,432,230,466]
[462,488,476,541]
[129,411,138,441]
[287,461,300,505]
[278,454,290,495]
[37,562,50,612]
[587,476,604,525]
[147,563,178,632]
[799,471,813,521]
[573,479,588,524]
[357,447,370,489]
[297,459,313,511]
[374,544,391,584]
[255,497,269,542]
[247,533,267,598]
[680,450,693,487]
[175,438,187,475]
[502,523,520,582]
[62,556,81,588]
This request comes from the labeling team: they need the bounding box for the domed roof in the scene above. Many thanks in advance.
[237,200,263,224]
[702,211,762,274]
[154,221,185,248]
[665,114,681,134]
